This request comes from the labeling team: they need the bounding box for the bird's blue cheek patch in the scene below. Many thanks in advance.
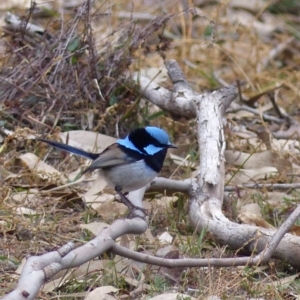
[118,137,143,154]
[144,144,163,155]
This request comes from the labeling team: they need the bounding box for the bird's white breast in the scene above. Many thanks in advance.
[102,160,157,192]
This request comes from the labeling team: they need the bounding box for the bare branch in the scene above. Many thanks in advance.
[133,60,197,118]
[225,182,300,191]
[257,204,300,264]
[2,218,148,300]
[149,177,193,193]
[165,60,193,92]
[4,12,45,37]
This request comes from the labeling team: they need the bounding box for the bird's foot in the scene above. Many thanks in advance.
[116,191,148,218]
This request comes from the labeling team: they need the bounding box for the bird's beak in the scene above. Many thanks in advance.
[167,143,178,149]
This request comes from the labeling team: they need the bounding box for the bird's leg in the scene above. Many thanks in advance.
[115,189,148,218]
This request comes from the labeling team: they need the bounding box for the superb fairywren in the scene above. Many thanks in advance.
[37,126,176,215]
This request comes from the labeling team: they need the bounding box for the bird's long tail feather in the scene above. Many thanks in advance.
[36,138,99,160]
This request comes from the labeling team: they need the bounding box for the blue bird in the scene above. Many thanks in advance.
[36,126,176,216]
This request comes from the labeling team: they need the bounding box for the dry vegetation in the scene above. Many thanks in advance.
[1,0,300,299]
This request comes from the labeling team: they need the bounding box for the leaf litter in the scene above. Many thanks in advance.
[1,0,300,299]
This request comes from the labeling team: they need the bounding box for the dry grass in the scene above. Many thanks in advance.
[1,0,300,299]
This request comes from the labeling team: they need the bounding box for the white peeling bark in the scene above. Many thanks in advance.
[190,88,234,224]
[133,60,197,118]
[2,218,148,300]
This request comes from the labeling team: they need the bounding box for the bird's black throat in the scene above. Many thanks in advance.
[144,148,168,173]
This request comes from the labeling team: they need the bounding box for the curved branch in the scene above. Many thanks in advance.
[133,60,197,118]
[149,177,193,193]
[2,218,148,300]
[112,203,300,268]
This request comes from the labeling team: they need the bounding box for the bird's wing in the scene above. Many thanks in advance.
[36,138,99,160]
[37,138,143,174]
[82,143,138,174]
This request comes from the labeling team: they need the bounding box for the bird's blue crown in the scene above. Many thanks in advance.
[145,126,170,145]
[117,126,172,155]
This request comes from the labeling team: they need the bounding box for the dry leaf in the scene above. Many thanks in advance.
[149,196,178,212]
[80,222,109,236]
[239,203,261,217]
[155,245,185,285]
[59,130,116,153]
[11,190,40,206]
[43,260,108,292]
[289,225,300,236]
[113,255,133,274]
[144,228,156,243]
[156,245,179,258]
[43,277,68,292]
[122,274,151,290]
[271,139,300,154]
[0,165,14,182]
[238,211,275,229]
[82,176,108,196]
[148,293,196,300]
[158,232,173,244]
[263,273,299,289]
[13,207,37,215]
[0,0,31,10]
[19,153,64,181]
[227,10,281,38]
[226,167,278,185]
[71,260,108,278]
[169,153,195,168]
[229,0,265,13]
[225,150,274,169]
[140,66,169,84]
[82,193,114,210]
[96,201,127,220]
[85,286,118,300]
[265,192,290,208]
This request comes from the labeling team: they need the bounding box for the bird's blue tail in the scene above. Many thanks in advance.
[36,138,99,160]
